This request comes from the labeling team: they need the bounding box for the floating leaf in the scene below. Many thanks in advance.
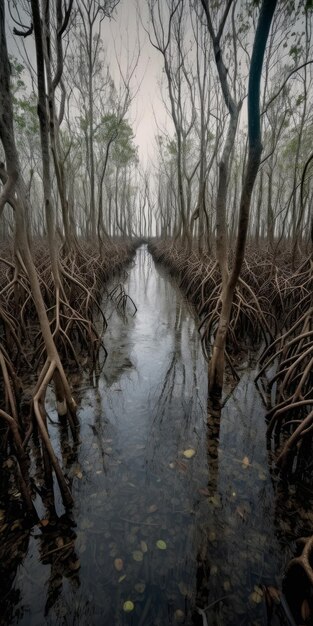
[242,456,250,469]
[198,487,210,497]
[39,519,50,527]
[148,504,158,513]
[249,588,263,604]
[156,540,167,550]
[208,495,221,508]
[175,608,185,622]
[178,581,188,596]
[140,541,148,553]
[132,550,143,562]
[236,505,249,520]
[175,460,188,472]
[123,600,134,612]
[134,582,146,593]
[118,575,126,583]
[114,558,124,571]
[183,448,196,459]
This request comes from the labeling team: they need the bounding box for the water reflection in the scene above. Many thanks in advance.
[2,245,313,625]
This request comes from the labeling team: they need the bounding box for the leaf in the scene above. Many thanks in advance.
[39,519,50,527]
[301,599,311,621]
[175,609,185,622]
[249,587,263,603]
[134,582,146,593]
[69,559,80,571]
[123,600,134,612]
[140,541,148,553]
[148,504,158,513]
[198,487,210,497]
[242,456,250,468]
[114,558,124,571]
[183,448,196,459]
[132,550,143,562]
[118,575,126,583]
[236,505,249,520]
[178,581,188,596]
[156,540,167,550]
[175,460,188,473]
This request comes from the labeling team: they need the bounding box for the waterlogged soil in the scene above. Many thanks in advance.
[1,246,313,625]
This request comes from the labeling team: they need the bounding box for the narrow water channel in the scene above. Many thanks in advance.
[1,246,311,625]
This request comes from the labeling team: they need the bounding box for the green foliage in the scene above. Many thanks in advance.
[93,113,138,168]
[9,56,26,95]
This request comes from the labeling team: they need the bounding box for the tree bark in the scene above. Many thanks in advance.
[207,0,278,398]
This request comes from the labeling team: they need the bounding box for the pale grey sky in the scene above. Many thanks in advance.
[103,0,170,164]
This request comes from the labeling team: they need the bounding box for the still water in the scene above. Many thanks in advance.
[1,246,310,625]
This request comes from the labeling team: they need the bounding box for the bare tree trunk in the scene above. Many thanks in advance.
[207,0,278,398]
[0,0,75,506]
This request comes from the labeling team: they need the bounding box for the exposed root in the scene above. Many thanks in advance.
[0,238,137,513]
[149,239,272,369]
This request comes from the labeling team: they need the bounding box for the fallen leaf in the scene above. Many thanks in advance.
[236,505,249,521]
[39,519,50,527]
[134,582,146,593]
[249,587,263,604]
[175,609,185,623]
[132,550,143,562]
[175,460,188,473]
[148,504,158,513]
[178,581,188,596]
[114,558,124,571]
[223,581,231,591]
[118,575,126,583]
[183,448,196,459]
[198,487,210,497]
[242,456,250,468]
[123,600,134,612]
[156,540,167,550]
[69,559,80,571]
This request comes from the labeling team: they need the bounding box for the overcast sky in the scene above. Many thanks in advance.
[6,0,170,166]
[103,0,170,164]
